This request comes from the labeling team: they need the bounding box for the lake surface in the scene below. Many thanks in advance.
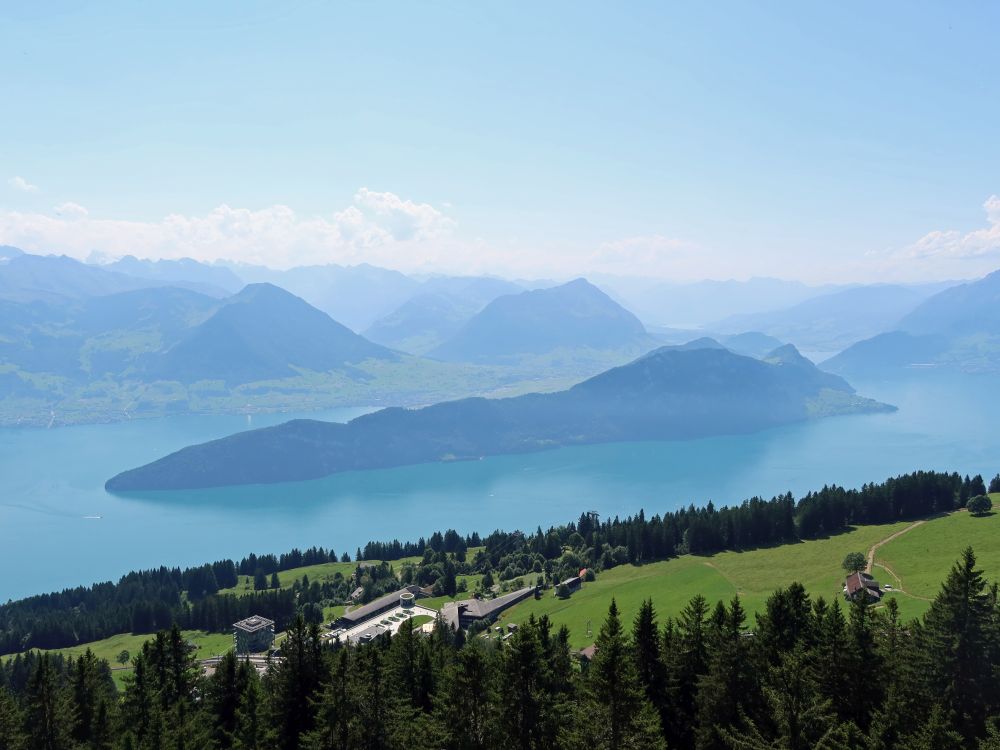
[2,372,999,602]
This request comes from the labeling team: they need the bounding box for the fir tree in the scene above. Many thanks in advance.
[24,653,75,750]
[303,648,352,750]
[916,546,1000,741]
[568,599,665,749]
[695,596,759,750]
[437,642,494,750]
[0,686,25,750]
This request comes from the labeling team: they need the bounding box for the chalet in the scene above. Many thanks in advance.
[233,615,275,654]
[844,571,883,602]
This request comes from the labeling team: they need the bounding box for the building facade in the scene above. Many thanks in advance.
[233,615,276,654]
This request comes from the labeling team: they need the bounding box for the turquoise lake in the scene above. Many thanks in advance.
[2,371,999,602]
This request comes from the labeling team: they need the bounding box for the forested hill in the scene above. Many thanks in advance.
[106,344,892,491]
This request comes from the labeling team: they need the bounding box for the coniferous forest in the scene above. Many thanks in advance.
[0,470,998,749]
[3,546,1000,749]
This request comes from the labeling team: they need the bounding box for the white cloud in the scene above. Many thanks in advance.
[904,195,1000,261]
[53,202,89,219]
[8,176,39,193]
[0,189,456,270]
[588,234,703,278]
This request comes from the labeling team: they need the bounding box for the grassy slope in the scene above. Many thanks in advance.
[481,520,920,649]
[2,630,235,690]
[10,511,995,670]
[874,494,1000,601]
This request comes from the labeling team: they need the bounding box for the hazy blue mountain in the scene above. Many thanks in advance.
[714,284,937,351]
[101,256,243,296]
[719,332,786,358]
[106,344,891,491]
[227,262,420,331]
[661,336,728,352]
[592,275,839,329]
[414,275,524,303]
[0,250,245,304]
[364,276,526,354]
[429,278,653,362]
[363,293,481,354]
[0,283,394,388]
[0,287,220,380]
[896,271,1000,336]
[154,283,396,385]
[825,270,1000,375]
[0,252,164,303]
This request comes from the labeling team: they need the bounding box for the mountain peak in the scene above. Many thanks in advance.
[429,278,650,362]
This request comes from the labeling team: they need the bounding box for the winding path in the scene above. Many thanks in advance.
[866,520,925,574]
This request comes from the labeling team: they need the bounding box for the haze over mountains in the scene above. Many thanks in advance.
[107,343,891,491]
[713,283,950,352]
[826,270,1000,376]
[3,245,994,428]
[428,279,654,363]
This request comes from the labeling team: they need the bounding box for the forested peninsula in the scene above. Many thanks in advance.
[107,345,891,491]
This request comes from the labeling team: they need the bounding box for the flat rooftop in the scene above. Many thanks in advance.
[233,615,275,633]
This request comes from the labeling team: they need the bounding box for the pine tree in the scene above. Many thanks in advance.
[24,653,76,750]
[569,599,665,749]
[207,651,245,748]
[69,649,113,747]
[695,596,759,750]
[233,661,264,750]
[905,704,964,750]
[841,589,882,730]
[810,598,851,722]
[632,598,667,735]
[0,686,26,750]
[347,642,390,750]
[916,546,1000,742]
[665,594,711,749]
[436,642,494,750]
[496,617,558,749]
[303,648,352,750]
[722,644,854,750]
[268,616,326,750]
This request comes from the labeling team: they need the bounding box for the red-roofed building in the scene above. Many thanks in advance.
[844,571,883,602]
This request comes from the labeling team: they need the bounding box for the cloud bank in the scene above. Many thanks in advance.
[904,195,1000,262]
[0,189,456,270]
[862,195,1000,282]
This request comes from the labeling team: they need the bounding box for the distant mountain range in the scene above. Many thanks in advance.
[106,344,891,491]
[825,270,1000,376]
[0,281,396,388]
[428,279,655,363]
[591,275,843,329]
[152,283,397,385]
[363,277,525,355]
[713,284,949,352]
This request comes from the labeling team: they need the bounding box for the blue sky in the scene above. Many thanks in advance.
[1,2,998,282]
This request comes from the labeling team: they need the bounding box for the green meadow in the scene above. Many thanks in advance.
[874,494,1000,601]
[489,518,940,649]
